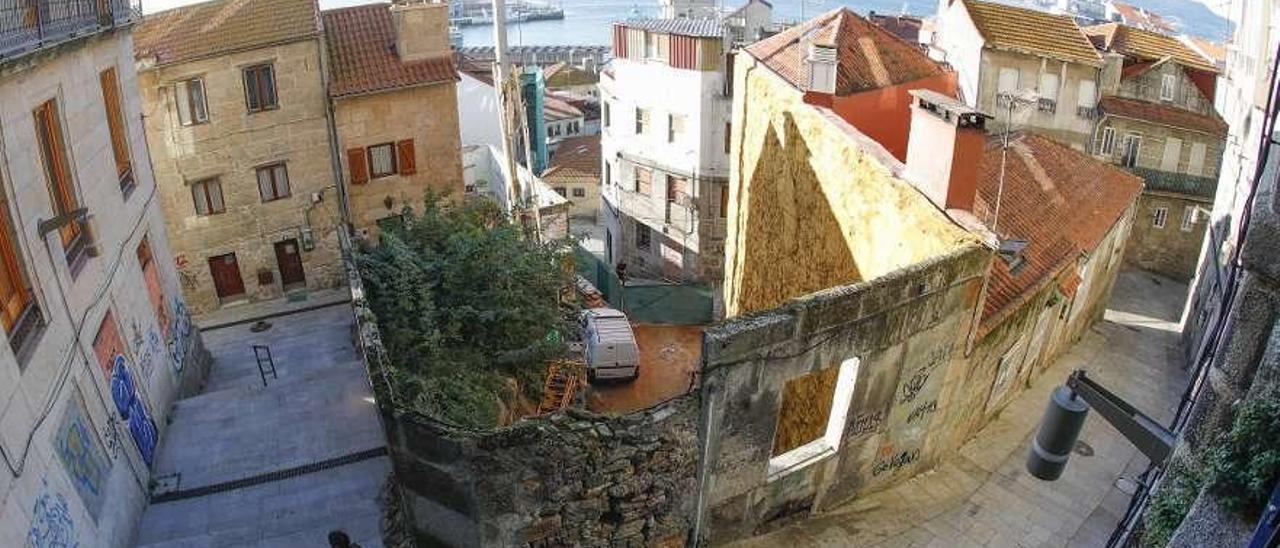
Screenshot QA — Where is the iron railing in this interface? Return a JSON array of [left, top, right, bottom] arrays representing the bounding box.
[[0, 0, 139, 62]]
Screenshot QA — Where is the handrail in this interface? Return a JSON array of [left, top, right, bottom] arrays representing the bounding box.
[[0, 0, 140, 62]]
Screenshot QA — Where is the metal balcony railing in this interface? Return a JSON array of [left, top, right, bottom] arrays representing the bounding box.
[[1037, 98, 1057, 114], [1, 0, 139, 62]]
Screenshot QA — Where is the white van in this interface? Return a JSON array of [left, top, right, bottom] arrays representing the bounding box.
[[580, 308, 640, 382]]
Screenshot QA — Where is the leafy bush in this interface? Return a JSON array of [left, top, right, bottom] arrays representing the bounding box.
[[1207, 397, 1280, 516], [358, 193, 569, 428], [1142, 460, 1205, 548]]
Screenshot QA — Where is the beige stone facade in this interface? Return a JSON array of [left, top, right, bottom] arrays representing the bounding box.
[[136, 38, 343, 314], [973, 48, 1102, 150], [333, 83, 465, 232], [0, 24, 208, 548], [1126, 192, 1211, 281]]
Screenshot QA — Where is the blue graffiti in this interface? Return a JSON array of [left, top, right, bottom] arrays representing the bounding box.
[[108, 356, 157, 466], [25, 480, 78, 548], [53, 393, 108, 520], [167, 298, 192, 373]]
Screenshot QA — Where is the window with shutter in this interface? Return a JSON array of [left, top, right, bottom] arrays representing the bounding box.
[[347, 148, 369, 185], [34, 99, 86, 261], [100, 67, 133, 190], [0, 174, 41, 356], [256, 162, 290, 201], [243, 64, 278, 113], [635, 167, 651, 195], [397, 140, 416, 175], [175, 77, 208, 126], [190, 178, 224, 215]]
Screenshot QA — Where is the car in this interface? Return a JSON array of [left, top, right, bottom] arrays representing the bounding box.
[[579, 308, 640, 382]]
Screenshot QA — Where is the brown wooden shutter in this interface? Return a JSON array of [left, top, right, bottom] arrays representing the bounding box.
[[397, 140, 416, 175], [99, 68, 131, 183], [347, 148, 368, 185]]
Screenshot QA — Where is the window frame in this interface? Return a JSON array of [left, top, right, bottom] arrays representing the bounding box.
[[1152, 205, 1169, 229], [766, 358, 861, 482], [99, 67, 134, 192], [255, 162, 291, 202], [635, 108, 650, 135], [33, 99, 87, 265], [634, 166, 652, 195], [242, 63, 279, 113], [0, 175, 42, 359], [1099, 126, 1116, 155], [668, 114, 685, 143], [572, 187, 586, 198], [175, 76, 209, 126], [635, 220, 651, 250], [366, 142, 398, 179], [190, 178, 225, 216], [1160, 73, 1177, 101], [1180, 206, 1197, 232], [1121, 133, 1142, 168]]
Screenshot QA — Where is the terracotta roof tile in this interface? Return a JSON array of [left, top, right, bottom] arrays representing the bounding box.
[[1100, 96, 1227, 136], [135, 0, 320, 66], [543, 94, 583, 121], [868, 12, 923, 43], [543, 136, 600, 186], [974, 133, 1143, 331], [1108, 1, 1177, 35], [323, 4, 457, 98], [746, 8, 948, 95], [961, 0, 1102, 66], [1083, 23, 1218, 73]]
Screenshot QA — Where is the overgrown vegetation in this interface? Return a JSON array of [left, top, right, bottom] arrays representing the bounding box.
[[1142, 396, 1280, 546], [357, 193, 570, 428]]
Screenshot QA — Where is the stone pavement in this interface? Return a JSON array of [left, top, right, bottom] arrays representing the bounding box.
[[193, 287, 350, 331], [134, 301, 389, 548], [726, 269, 1189, 548]]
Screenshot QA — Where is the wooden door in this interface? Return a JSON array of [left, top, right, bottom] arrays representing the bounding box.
[[208, 253, 245, 300], [274, 239, 306, 288]]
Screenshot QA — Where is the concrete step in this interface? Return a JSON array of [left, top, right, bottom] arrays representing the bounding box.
[[136, 457, 390, 548], [151, 364, 385, 492]]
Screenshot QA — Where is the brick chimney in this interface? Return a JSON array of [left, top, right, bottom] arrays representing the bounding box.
[[390, 0, 451, 63], [904, 89, 989, 212]]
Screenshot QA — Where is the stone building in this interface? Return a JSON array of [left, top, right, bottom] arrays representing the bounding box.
[[599, 18, 732, 286], [1083, 23, 1226, 281], [544, 93, 586, 154], [133, 0, 344, 314], [542, 135, 602, 221], [934, 0, 1105, 151], [0, 2, 208, 545], [323, 1, 464, 235]]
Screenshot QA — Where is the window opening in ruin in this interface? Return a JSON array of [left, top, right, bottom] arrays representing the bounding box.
[[767, 357, 860, 482]]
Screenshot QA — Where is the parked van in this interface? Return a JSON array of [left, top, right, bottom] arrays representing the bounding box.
[[580, 308, 640, 382]]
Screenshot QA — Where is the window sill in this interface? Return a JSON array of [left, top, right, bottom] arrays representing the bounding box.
[[261, 195, 292, 203], [767, 441, 836, 483], [64, 230, 91, 278], [10, 306, 45, 369]]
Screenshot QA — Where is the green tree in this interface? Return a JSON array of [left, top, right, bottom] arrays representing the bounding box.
[[358, 193, 569, 428]]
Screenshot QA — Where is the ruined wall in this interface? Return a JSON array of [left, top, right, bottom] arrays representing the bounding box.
[[345, 243, 698, 547], [724, 55, 975, 317], [698, 243, 991, 544]]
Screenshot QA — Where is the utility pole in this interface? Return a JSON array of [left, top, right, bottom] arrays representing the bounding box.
[[493, 0, 519, 211]]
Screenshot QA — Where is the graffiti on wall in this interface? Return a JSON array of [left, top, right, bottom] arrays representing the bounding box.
[[53, 388, 109, 521], [25, 480, 78, 548], [109, 355, 158, 466], [167, 298, 192, 373]]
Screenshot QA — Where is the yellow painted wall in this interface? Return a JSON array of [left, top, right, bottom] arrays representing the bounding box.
[[723, 55, 976, 317]]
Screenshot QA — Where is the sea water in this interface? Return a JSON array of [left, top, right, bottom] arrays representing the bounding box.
[[457, 0, 939, 47]]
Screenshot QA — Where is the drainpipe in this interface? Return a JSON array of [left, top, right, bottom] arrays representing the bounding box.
[[317, 34, 352, 235]]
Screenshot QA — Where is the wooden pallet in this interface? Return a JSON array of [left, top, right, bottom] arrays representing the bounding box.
[[537, 359, 585, 414]]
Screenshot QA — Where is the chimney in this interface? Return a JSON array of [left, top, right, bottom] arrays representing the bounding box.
[[806, 42, 837, 94], [904, 89, 989, 212], [1099, 51, 1124, 95], [390, 0, 451, 63]]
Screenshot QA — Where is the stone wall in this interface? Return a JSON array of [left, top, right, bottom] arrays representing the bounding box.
[[698, 243, 991, 544], [344, 236, 698, 547], [138, 38, 344, 314], [724, 55, 976, 317], [1125, 192, 1211, 282]]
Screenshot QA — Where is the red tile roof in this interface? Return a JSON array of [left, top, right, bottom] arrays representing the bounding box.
[[973, 133, 1143, 332], [543, 136, 600, 187], [1108, 2, 1177, 35], [1083, 23, 1217, 73], [323, 4, 457, 98], [1100, 96, 1228, 136], [543, 94, 583, 122], [745, 8, 948, 96], [135, 0, 320, 66], [868, 12, 923, 43], [961, 0, 1102, 66]]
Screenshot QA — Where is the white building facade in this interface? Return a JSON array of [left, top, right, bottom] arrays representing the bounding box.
[[599, 19, 732, 287], [0, 2, 208, 546]]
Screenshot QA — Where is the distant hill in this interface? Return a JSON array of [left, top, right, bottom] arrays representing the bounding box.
[[1121, 0, 1232, 41]]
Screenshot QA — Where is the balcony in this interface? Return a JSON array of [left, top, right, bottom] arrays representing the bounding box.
[[1077, 106, 1100, 120], [1, 0, 139, 63], [1037, 98, 1057, 114]]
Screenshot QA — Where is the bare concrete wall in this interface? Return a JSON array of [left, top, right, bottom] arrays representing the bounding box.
[[698, 243, 991, 544]]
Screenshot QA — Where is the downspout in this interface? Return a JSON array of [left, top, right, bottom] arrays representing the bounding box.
[[316, 33, 352, 233]]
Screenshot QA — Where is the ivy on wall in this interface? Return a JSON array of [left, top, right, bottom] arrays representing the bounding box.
[[357, 193, 570, 428]]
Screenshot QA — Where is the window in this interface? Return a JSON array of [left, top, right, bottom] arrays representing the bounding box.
[[635, 221, 651, 250], [256, 163, 290, 202], [645, 32, 658, 59], [1160, 74, 1176, 101], [572, 187, 586, 198], [137, 237, 169, 337], [1038, 72, 1059, 112], [1188, 142, 1207, 176], [720, 185, 729, 218], [368, 143, 397, 178], [724, 122, 732, 154], [190, 178, 224, 215], [1121, 133, 1141, 168], [174, 77, 208, 126], [1161, 137, 1183, 172], [0, 175, 41, 356], [1152, 205, 1169, 228], [767, 358, 860, 481], [1077, 79, 1097, 108], [1181, 206, 1197, 232], [635, 108, 650, 135], [34, 99, 86, 262], [996, 67, 1019, 107], [242, 63, 278, 113], [554, 186, 566, 197], [1098, 126, 1116, 155], [634, 166, 652, 195], [668, 114, 685, 143], [99, 67, 133, 190], [605, 162, 612, 186], [603, 101, 610, 128], [666, 175, 689, 206]]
